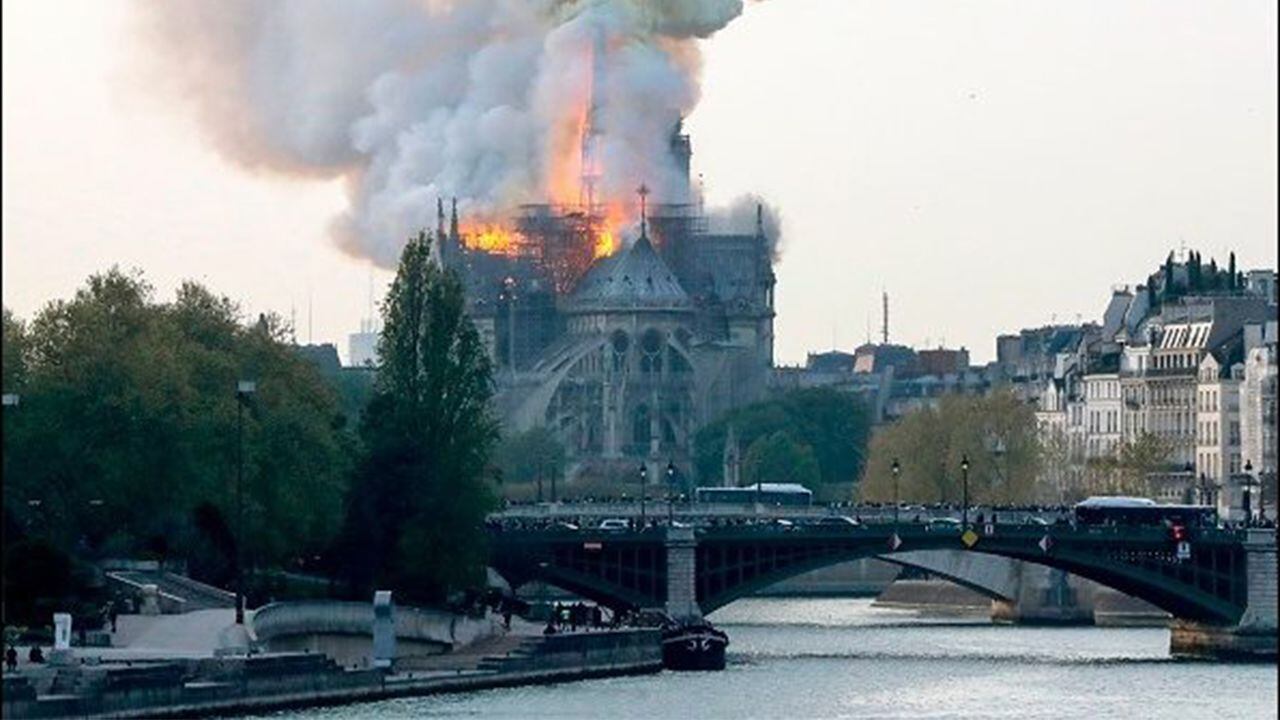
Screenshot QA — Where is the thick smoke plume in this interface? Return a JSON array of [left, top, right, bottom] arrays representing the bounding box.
[[138, 0, 773, 267]]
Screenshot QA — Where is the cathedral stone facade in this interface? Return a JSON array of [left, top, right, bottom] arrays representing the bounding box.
[[440, 200, 775, 484]]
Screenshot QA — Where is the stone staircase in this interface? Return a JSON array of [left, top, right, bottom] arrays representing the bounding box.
[[475, 636, 546, 673], [108, 570, 237, 611]]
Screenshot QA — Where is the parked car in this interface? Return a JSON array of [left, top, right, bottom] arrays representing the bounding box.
[[815, 515, 861, 528], [598, 518, 629, 532], [927, 517, 962, 531]]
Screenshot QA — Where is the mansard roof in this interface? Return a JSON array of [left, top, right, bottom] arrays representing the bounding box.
[[568, 232, 691, 313]]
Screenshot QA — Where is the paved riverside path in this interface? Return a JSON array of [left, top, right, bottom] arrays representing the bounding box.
[[111, 608, 242, 655]]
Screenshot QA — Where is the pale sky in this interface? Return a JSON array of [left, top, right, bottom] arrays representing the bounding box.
[[3, 1, 1276, 365]]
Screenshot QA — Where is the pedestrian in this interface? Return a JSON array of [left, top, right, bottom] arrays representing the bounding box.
[[109, 601, 119, 633], [502, 609, 512, 631], [5, 645, 17, 672], [28, 646, 44, 664]]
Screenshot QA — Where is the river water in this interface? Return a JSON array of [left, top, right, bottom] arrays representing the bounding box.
[[264, 598, 1277, 719]]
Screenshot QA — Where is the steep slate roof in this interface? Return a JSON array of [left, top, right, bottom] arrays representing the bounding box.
[[569, 232, 690, 312]]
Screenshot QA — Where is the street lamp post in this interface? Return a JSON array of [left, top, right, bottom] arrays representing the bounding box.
[[234, 380, 256, 626], [2, 392, 18, 628], [666, 461, 676, 525], [891, 458, 901, 528], [638, 463, 647, 528], [960, 455, 971, 530], [1243, 460, 1257, 527], [1254, 465, 1266, 525]]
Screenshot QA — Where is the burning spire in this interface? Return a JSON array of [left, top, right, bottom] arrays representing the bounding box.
[[579, 23, 606, 211]]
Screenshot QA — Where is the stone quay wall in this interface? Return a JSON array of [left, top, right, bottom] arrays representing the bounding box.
[[2, 630, 662, 719], [252, 600, 497, 667]]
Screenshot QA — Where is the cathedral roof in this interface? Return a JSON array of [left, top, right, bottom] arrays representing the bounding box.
[[569, 232, 691, 313]]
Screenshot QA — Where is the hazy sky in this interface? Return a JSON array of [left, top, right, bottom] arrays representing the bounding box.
[[3, 1, 1276, 364]]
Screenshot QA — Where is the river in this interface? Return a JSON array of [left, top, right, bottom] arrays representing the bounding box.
[[261, 598, 1277, 719]]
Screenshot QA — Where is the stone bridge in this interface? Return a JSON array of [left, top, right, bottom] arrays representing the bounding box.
[[488, 521, 1276, 659]]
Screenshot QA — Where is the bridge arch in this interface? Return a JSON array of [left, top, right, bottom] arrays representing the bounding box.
[[488, 526, 1250, 627], [694, 534, 1245, 624]]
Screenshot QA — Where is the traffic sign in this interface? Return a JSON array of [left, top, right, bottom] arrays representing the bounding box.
[[1038, 534, 1053, 554], [984, 523, 994, 536], [888, 533, 902, 551], [961, 529, 979, 548], [1176, 541, 1191, 561], [583, 542, 602, 551]]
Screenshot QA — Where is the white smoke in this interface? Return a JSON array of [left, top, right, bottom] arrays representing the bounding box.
[[137, 0, 766, 267], [707, 194, 784, 260]]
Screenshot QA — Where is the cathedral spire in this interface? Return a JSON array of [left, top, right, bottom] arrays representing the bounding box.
[[756, 202, 764, 238], [637, 183, 650, 241], [449, 197, 460, 244]]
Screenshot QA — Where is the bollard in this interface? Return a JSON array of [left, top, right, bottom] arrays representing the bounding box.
[[372, 591, 395, 669]]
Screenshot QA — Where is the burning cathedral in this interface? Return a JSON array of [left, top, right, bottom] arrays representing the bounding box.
[[432, 122, 776, 483]]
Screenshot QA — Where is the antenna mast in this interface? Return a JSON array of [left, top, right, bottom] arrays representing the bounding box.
[[882, 290, 889, 344]]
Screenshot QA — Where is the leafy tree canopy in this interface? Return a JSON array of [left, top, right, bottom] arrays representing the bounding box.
[[693, 387, 872, 486], [859, 390, 1043, 505], [493, 426, 566, 489], [742, 431, 821, 491], [337, 232, 498, 605], [2, 269, 352, 620]]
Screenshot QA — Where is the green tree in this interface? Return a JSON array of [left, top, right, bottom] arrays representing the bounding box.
[[693, 388, 871, 486], [742, 431, 821, 491], [859, 390, 1043, 504], [338, 232, 498, 604], [3, 268, 352, 619], [493, 426, 566, 494], [3, 307, 28, 392], [1110, 433, 1171, 496], [1228, 252, 1237, 289]]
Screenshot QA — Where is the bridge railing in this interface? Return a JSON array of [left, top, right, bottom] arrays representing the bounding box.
[[490, 502, 1073, 524]]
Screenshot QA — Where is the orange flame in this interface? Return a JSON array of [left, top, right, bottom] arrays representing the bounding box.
[[457, 33, 640, 265], [461, 222, 519, 254], [593, 229, 616, 259]]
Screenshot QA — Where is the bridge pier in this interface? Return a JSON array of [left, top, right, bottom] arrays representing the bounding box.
[[1170, 529, 1277, 661], [990, 566, 1093, 625], [664, 526, 701, 622]]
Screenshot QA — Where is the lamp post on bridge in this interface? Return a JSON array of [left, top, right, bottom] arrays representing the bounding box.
[[1242, 460, 1259, 527], [666, 461, 676, 525], [549, 457, 557, 504], [891, 458, 901, 529], [638, 463, 647, 528], [234, 380, 256, 626], [2, 392, 19, 628], [960, 455, 970, 530]]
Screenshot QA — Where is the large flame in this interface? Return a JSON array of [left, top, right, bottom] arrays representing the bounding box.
[[459, 32, 634, 265], [461, 222, 519, 254]]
